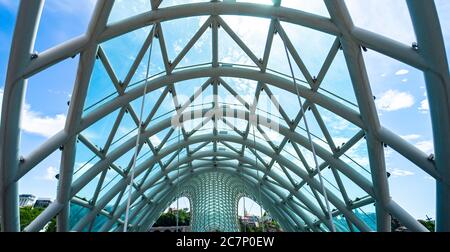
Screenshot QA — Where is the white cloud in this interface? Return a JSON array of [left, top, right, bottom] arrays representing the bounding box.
[[46, 0, 96, 14], [400, 134, 434, 154], [41, 166, 58, 181], [0, 0, 17, 11], [415, 140, 434, 154], [401, 134, 421, 142], [150, 135, 162, 146], [376, 90, 415, 112], [21, 104, 66, 138], [321, 113, 357, 132], [345, 0, 416, 45], [389, 168, 415, 178], [419, 99, 429, 114], [395, 69, 409, 76], [174, 39, 183, 55], [1, 88, 66, 138]]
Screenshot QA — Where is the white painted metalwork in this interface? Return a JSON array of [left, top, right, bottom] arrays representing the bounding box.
[[0, 0, 448, 232]]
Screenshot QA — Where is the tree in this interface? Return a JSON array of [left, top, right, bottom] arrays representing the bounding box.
[[418, 219, 435, 232], [239, 218, 281, 232], [45, 218, 57, 232], [154, 209, 191, 227], [19, 207, 56, 232]]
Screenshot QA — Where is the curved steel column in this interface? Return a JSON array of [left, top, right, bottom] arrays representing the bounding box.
[[407, 0, 450, 232], [0, 0, 44, 232]]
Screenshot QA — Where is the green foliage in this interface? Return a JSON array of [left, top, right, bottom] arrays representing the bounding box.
[[239, 219, 282, 232], [45, 218, 57, 232], [20, 207, 44, 231], [392, 216, 436, 232], [418, 219, 435, 232], [154, 209, 191, 227], [19, 207, 56, 232]]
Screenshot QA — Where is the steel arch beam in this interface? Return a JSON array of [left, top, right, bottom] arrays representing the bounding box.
[[18, 66, 439, 187], [17, 66, 363, 181], [23, 104, 427, 232], [325, 0, 391, 232], [106, 162, 317, 232], [74, 126, 427, 231], [406, 0, 450, 232], [70, 108, 372, 198], [101, 164, 317, 232], [0, 0, 44, 232], [55, 0, 115, 232], [132, 151, 372, 232], [134, 168, 305, 232], [2, 0, 447, 233], [77, 165, 304, 232], [22, 2, 426, 78], [71, 139, 369, 232], [73, 155, 326, 232], [69, 106, 427, 231]]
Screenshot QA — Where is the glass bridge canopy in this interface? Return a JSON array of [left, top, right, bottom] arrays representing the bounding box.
[[1, 0, 449, 233]]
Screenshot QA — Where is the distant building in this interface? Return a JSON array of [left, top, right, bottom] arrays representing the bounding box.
[[34, 198, 53, 208], [19, 194, 36, 208], [240, 215, 260, 227], [149, 226, 191, 232]]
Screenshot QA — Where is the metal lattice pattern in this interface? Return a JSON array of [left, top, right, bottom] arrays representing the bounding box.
[[0, 0, 449, 232], [183, 172, 245, 232]]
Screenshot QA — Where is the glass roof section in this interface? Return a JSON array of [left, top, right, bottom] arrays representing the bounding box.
[[2, 0, 449, 233]]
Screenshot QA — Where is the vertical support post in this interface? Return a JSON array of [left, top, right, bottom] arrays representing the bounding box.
[[55, 137, 76, 232], [56, 46, 98, 232], [212, 17, 219, 68], [324, 0, 391, 231], [0, 0, 44, 232], [56, 0, 115, 231], [406, 0, 450, 232]]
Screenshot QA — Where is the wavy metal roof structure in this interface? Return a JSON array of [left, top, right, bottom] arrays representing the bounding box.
[[1, 0, 449, 232]]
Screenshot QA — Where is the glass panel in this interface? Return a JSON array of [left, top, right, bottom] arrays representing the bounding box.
[[280, 22, 336, 77], [345, 0, 417, 45], [97, 167, 123, 202], [219, 22, 258, 67], [319, 51, 359, 110], [129, 37, 167, 87], [82, 109, 121, 149], [73, 141, 101, 181], [109, 0, 151, 24], [35, 0, 95, 51], [159, 0, 207, 8], [76, 172, 102, 202], [221, 15, 271, 60], [281, 1, 330, 18], [83, 58, 118, 113], [267, 31, 308, 84], [102, 26, 152, 82], [315, 105, 361, 146]]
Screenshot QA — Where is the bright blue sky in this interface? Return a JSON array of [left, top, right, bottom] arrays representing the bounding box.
[[0, 0, 449, 221]]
